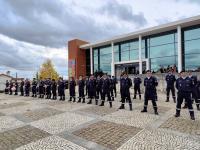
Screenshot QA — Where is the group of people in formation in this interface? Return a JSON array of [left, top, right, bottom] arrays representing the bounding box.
[[4, 69, 200, 120], [4, 77, 66, 100]]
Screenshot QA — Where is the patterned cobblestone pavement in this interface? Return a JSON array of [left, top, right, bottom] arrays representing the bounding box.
[[0, 93, 200, 150]]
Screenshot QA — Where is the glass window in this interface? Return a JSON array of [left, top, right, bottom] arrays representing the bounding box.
[[185, 54, 200, 70], [99, 47, 111, 55], [114, 45, 119, 53], [150, 56, 177, 72], [150, 33, 175, 46], [184, 39, 200, 54], [184, 28, 200, 41], [114, 52, 119, 62], [130, 41, 138, 50], [149, 43, 176, 58], [121, 51, 129, 61], [130, 50, 138, 60], [121, 43, 129, 52]]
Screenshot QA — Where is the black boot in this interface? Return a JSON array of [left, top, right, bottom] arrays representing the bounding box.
[[68, 97, 72, 102], [173, 97, 176, 103], [129, 104, 132, 111], [133, 95, 136, 99], [82, 98, 85, 103], [154, 107, 159, 115], [87, 99, 92, 104], [109, 102, 112, 108], [139, 95, 141, 100], [95, 100, 98, 105], [63, 96, 65, 101], [165, 97, 169, 102], [73, 97, 76, 102], [77, 98, 81, 103], [190, 111, 195, 120], [197, 104, 200, 111], [118, 104, 125, 109], [141, 107, 147, 113], [99, 101, 104, 106], [174, 109, 180, 117]]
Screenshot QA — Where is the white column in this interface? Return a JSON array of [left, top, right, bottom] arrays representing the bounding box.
[[146, 58, 150, 70], [139, 35, 142, 74], [90, 47, 93, 75], [177, 26, 182, 73], [111, 42, 115, 76]]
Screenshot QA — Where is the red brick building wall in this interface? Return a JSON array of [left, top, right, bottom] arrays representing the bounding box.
[[68, 39, 89, 79]]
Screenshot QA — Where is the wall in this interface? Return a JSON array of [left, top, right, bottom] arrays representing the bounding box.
[[68, 39, 89, 79]]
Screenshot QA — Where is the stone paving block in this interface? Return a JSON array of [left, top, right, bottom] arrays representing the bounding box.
[[31, 112, 94, 134], [0, 125, 50, 150], [73, 120, 142, 150], [0, 116, 24, 131], [160, 117, 200, 135], [78, 105, 117, 116], [135, 105, 171, 114], [103, 110, 159, 128], [0, 101, 28, 109], [0, 104, 45, 115], [19, 107, 64, 121], [118, 129, 200, 150], [0, 112, 5, 116], [16, 135, 87, 150]]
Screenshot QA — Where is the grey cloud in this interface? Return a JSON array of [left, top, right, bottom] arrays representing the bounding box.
[[99, 0, 147, 26], [0, 0, 148, 48]]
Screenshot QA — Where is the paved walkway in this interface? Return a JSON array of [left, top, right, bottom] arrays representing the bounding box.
[[0, 93, 199, 150]]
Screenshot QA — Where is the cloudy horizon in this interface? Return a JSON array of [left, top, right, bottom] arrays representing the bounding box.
[[0, 0, 200, 79]]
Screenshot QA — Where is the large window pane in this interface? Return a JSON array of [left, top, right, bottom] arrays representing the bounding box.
[[130, 41, 138, 50], [184, 39, 200, 54], [99, 47, 111, 55], [185, 54, 200, 70], [114, 52, 119, 62], [121, 43, 129, 52], [150, 56, 177, 72], [149, 43, 175, 58], [150, 34, 175, 46], [184, 28, 200, 41], [130, 50, 138, 60], [121, 51, 129, 61]]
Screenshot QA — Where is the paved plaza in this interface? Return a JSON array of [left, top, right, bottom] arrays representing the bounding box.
[[0, 93, 200, 150]]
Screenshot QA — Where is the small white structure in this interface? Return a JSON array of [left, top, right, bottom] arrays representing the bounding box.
[[0, 74, 13, 92]]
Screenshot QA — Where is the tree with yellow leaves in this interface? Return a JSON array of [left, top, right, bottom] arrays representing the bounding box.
[[39, 59, 59, 80]]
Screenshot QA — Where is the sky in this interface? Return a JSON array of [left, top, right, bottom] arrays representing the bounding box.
[[0, 0, 200, 79]]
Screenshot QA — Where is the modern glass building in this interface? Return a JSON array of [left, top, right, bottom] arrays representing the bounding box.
[[68, 15, 200, 79]]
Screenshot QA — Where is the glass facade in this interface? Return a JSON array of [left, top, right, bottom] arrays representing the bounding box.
[[146, 32, 178, 72], [183, 26, 200, 71], [91, 24, 200, 75], [93, 46, 112, 74]]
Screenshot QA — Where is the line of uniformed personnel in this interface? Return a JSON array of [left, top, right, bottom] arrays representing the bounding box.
[[4, 70, 200, 120]]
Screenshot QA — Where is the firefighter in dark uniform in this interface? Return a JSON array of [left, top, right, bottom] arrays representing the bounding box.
[[5, 80, 9, 94], [31, 78, 37, 98], [99, 74, 112, 108], [38, 80, 45, 98], [96, 75, 102, 102], [58, 77, 65, 101], [25, 79, 31, 96], [51, 79, 57, 100], [87, 75, 97, 104], [175, 70, 195, 120], [118, 72, 132, 110], [20, 80, 24, 96], [197, 80, 200, 106], [69, 77, 76, 102], [9, 81, 13, 95], [77, 76, 85, 103], [188, 71, 200, 111], [14, 80, 18, 95], [133, 74, 142, 100], [112, 76, 117, 97], [165, 70, 176, 103], [109, 75, 115, 101], [141, 70, 158, 115], [85, 77, 89, 98], [45, 78, 52, 99]]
